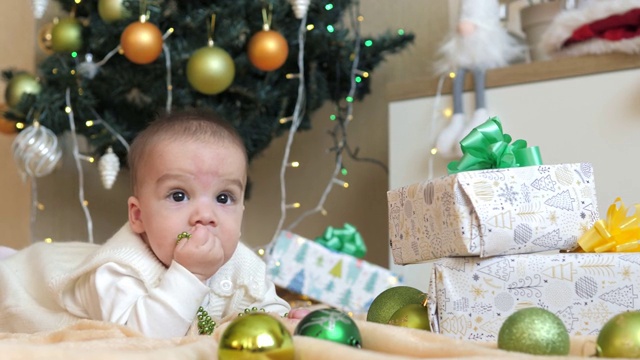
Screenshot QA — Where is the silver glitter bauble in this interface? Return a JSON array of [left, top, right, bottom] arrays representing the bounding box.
[[12, 122, 62, 178]]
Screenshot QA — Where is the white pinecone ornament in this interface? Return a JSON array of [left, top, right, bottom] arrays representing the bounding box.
[[289, 0, 310, 19], [31, 0, 49, 19], [99, 147, 120, 190]]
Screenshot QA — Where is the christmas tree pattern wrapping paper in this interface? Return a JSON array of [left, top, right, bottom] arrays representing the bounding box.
[[428, 252, 640, 341], [265, 231, 402, 314], [388, 163, 599, 265]]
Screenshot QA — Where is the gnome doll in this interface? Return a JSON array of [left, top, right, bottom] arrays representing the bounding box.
[[434, 0, 524, 158]]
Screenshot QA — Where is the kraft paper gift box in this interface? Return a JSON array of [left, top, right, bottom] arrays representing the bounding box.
[[428, 252, 640, 341], [388, 163, 599, 264], [265, 231, 402, 314]]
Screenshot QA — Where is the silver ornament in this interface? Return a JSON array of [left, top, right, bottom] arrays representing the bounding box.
[[289, 0, 310, 19], [78, 53, 100, 79], [12, 122, 62, 178], [98, 146, 120, 189], [31, 0, 49, 19]]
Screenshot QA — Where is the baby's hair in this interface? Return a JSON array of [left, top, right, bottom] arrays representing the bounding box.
[[127, 108, 247, 193]]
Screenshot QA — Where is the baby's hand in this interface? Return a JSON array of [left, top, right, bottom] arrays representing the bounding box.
[[173, 225, 224, 282], [287, 308, 311, 320], [457, 20, 476, 36]]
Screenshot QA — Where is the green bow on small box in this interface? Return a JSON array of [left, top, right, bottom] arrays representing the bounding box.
[[447, 117, 543, 174], [315, 223, 367, 258]]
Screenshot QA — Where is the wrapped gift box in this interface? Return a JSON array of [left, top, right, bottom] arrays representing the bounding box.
[[265, 231, 402, 314], [428, 252, 640, 341], [388, 163, 599, 264]]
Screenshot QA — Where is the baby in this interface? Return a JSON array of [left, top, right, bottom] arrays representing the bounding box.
[[0, 109, 305, 337]]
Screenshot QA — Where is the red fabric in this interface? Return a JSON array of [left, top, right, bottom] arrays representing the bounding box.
[[563, 8, 640, 48]]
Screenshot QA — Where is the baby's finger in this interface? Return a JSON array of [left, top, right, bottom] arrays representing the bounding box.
[[175, 231, 191, 249]]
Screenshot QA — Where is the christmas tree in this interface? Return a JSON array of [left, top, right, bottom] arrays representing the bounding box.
[[3, 0, 414, 166]]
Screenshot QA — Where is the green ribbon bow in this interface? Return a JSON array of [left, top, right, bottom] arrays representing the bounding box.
[[447, 117, 543, 174], [315, 223, 367, 258]]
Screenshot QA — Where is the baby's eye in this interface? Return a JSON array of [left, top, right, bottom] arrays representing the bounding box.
[[216, 193, 231, 204], [170, 191, 187, 202]]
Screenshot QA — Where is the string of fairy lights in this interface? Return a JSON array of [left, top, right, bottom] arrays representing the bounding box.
[[9, 0, 405, 245]]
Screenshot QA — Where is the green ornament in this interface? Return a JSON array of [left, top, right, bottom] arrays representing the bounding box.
[[98, 0, 129, 23], [186, 45, 235, 95], [388, 303, 431, 331], [4, 73, 41, 109], [294, 308, 362, 348], [51, 18, 83, 53], [366, 286, 425, 324], [498, 307, 570, 356], [218, 313, 294, 360], [597, 311, 640, 358]]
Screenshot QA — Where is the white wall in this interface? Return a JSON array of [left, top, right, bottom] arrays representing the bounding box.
[[389, 67, 640, 291]]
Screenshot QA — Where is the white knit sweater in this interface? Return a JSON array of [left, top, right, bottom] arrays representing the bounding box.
[[0, 224, 289, 335]]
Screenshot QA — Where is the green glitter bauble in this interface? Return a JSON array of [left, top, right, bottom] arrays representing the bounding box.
[[597, 311, 640, 358], [498, 307, 570, 356], [294, 308, 362, 348], [366, 286, 425, 324]]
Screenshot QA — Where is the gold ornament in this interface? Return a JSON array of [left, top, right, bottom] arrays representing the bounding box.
[[597, 311, 640, 358], [98, 0, 129, 23], [0, 104, 17, 135], [366, 286, 425, 324], [120, 20, 163, 64], [498, 307, 570, 356], [12, 121, 62, 178], [4, 73, 41, 109], [248, 29, 289, 72], [218, 313, 294, 360], [98, 146, 120, 189], [186, 46, 235, 95], [37, 22, 55, 54], [387, 302, 431, 331], [51, 17, 83, 53]]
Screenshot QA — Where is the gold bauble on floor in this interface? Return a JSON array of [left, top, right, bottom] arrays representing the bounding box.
[[218, 313, 294, 360]]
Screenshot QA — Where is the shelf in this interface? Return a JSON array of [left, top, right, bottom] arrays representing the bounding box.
[[386, 53, 640, 102]]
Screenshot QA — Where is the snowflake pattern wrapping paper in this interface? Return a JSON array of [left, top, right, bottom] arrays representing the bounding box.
[[428, 252, 640, 341], [387, 163, 599, 265], [265, 231, 402, 314]]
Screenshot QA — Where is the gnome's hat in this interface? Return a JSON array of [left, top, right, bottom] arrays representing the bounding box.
[[540, 0, 640, 58]]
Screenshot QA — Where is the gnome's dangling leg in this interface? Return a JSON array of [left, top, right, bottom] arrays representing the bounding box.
[[458, 67, 489, 143], [435, 67, 467, 158]]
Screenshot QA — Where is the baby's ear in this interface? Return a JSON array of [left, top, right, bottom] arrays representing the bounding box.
[[127, 196, 144, 234]]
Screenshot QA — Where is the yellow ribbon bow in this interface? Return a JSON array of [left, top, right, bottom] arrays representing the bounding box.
[[578, 197, 640, 252]]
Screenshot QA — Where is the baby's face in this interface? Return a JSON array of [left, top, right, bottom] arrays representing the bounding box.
[[127, 137, 247, 267]]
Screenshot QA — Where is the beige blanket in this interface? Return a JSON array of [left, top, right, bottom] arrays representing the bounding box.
[[0, 316, 611, 360]]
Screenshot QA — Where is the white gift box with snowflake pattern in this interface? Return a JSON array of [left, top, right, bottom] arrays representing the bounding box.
[[387, 163, 599, 265], [264, 231, 403, 314], [428, 252, 640, 341]]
